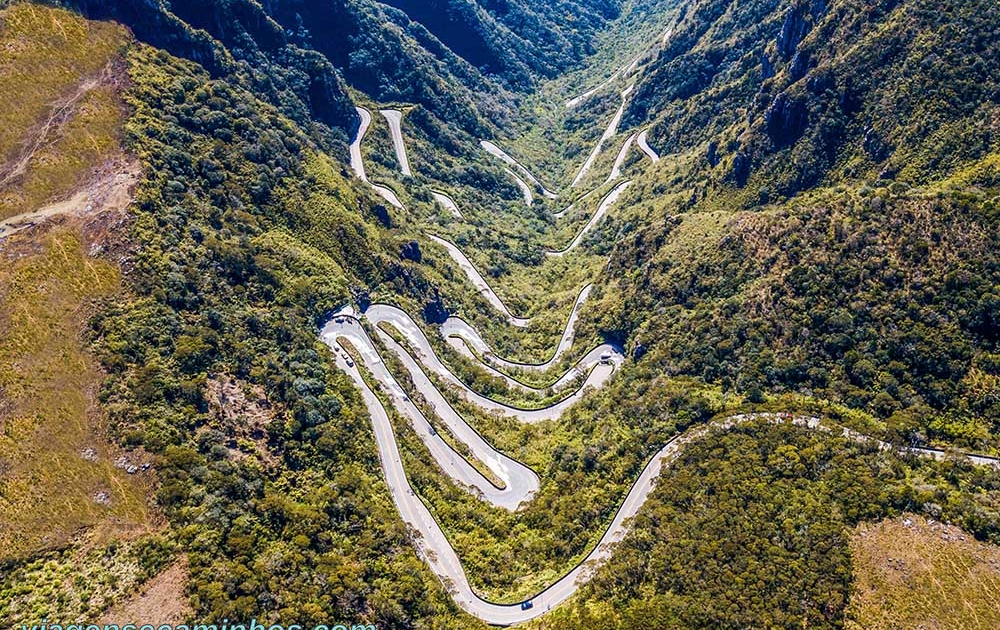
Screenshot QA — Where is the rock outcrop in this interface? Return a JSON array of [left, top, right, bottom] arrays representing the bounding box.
[[766, 93, 809, 146], [777, 4, 810, 60], [401, 240, 422, 262], [422, 288, 450, 324]]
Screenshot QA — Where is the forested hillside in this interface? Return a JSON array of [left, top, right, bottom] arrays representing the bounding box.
[[60, 0, 627, 139], [595, 0, 1000, 452], [624, 0, 1000, 194], [1, 3, 480, 624], [2, 0, 999, 627]]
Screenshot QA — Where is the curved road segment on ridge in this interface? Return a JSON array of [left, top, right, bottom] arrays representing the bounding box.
[[380, 109, 413, 177], [427, 234, 531, 328], [571, 85, 635, 188], [431, 190, 463, 219], [564, 26, 673, 110], [482, 140, 559, 200], [636, 129, 660, 163], [506, 168, 535, 206], [547, 180, 632, 257], [349, 106, 406, 209], [606, 132, 637, 185], [565, 52, 642, 109], [442, 284, 594, 374]]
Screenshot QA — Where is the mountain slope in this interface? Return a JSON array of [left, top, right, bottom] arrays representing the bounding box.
[[626, 0, 1000, 195], [593, 0, 1000, 450], [61, 0, 628, 140], [2, 0, 1000, 626]]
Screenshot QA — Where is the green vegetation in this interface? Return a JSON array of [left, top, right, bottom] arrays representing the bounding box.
[[76, 38, 485, 625], [598, 188, 1000, 451], [584, 0, 1000, 454], [377, 0, 623, 88], [3, 0, 1000, 625], [0, 226, 154, 559], [2, 534, 176, 623], [531, 421, 1000, 630]]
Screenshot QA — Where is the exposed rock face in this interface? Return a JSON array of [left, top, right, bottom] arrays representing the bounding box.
[[400, 240, 422, 262], [422, 288, 450, 324], [789, 49, 811, 82], [863, 126, 892, 162], [777, 4, 810, 60], [761, 53, 775, 80], [807, 71, 834, 94], [766, 92, 809, 146], [706, 140, 720, 167], [731, 151, 751, 187], [371, 204, 392, 228], [352, 286, 372, 312]]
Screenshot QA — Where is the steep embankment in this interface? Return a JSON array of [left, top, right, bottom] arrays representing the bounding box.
[[0, 0, 152, 559], [0, 5, 165, 621]]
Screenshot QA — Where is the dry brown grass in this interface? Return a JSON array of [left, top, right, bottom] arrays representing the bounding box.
[[0, 2, 128, 220], [98, 559, 193, 625], [846, 514, 1000, 630], [0, 225, 155, 559]]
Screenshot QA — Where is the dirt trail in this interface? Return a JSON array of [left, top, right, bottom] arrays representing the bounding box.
[[0, 157, 140, 240], [0, 63, 114, 190]]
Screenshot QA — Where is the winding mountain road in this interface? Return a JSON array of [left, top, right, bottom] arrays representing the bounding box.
[[318, 319, 1000, 627], [319, 44, 1000, 625], [366, 304, 622, 423], [427, 234, 531, 327], [547, 181, 632, 257], [323, 314, 539, 510], [564, 26, 672, 110], [380, 109, 413, 177], [482, 140, 559, 200], [636, 129, 660, 163], [350, 106, 405, 209], [606, 132, 637, 184], [571, 85, 635, 188], [565, 52, 642, 109], [431, 190, 463, 219]]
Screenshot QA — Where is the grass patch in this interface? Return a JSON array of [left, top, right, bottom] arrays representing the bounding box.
[[846, 514, 1000, 630], [0, 2, 127, 220], [0, 227, 154, 559], [0, 532, 177, 623]]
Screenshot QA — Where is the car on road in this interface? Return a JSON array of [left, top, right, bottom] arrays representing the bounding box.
[[520, 600, 533, 611], [599, 351, 613, 365]]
